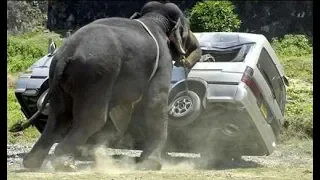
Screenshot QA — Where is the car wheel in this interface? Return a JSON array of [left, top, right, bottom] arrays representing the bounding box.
[[168, 90, 202, 127], [199, 146, 241, 169], [197, 124, 242, 169]]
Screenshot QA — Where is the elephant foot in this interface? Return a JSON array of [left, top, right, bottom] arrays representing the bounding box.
[[52, 155, 77, 172], [22, 154, 43, 169], [135, 158, 162, 171]]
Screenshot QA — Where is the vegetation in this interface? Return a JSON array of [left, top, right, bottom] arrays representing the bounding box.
[[7, 88, 40, 144], [7, 29, 63, 143], [271, 34, 313, 58], [188, 0, 241, 32], [7, 29, 63, 74], [271, 34, 313, 139]]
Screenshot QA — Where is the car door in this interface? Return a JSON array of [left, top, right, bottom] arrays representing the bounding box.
[[256, 48, 287, 136], [257, 48, 286, 115]]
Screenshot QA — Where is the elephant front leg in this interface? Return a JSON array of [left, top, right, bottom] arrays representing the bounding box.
[[136, 74, 170, 170]]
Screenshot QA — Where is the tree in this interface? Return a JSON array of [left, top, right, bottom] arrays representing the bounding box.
[[188, 0, 241, 32]]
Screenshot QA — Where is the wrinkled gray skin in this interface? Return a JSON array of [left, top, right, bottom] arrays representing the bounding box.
[[22, 1, 199, 171]]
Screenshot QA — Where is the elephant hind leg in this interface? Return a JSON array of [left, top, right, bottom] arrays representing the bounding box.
[[23, 94, 73, 169], [52, 77, 116, 171]]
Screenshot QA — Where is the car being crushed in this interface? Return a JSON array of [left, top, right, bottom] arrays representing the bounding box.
[[12, 32, 288, 167]]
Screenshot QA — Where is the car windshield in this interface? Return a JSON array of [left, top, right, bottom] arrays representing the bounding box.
[[200, 43, 255, 62]]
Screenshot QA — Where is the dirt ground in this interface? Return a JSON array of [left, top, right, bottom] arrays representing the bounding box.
[[7, 139, 313, 180]]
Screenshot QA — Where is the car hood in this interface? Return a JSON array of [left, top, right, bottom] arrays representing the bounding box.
[[194, 32, 255, 50], [27, 54, 54, 71]]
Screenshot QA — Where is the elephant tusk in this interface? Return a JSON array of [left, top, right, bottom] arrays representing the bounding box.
[[179, 44, 186, 55]]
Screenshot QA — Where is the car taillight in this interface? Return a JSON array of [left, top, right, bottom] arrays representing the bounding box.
[[241, 66, 262, 103]]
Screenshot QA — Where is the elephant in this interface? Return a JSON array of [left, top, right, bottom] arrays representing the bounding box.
[[21, 1, 201, 171]]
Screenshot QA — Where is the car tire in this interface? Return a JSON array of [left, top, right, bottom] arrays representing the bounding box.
[[168, 90, 202, 127], [199, 148, 241, 169], [196, 119, 243, 169]]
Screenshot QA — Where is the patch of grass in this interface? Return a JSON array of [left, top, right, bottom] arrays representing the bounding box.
[[282, 79, 313, 139], [7, 88, 40, 143], [279, 55, 313, 83], [277, 54, 313, 139], [7, 74, 17, 88], [7, 88, 40, 144], [7, 30, 63, 143], [272, 34, 313, 139], [278, 136, 313, 156], [7, 30, 63, 74], [278, 54, 313, 139]]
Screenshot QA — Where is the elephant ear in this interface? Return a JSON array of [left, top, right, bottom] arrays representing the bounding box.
[[169, 17, 186, 55]]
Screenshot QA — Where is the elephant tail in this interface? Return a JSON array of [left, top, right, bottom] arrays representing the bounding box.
[[9, 91, 52, 133], [9, 56, 72, 133]]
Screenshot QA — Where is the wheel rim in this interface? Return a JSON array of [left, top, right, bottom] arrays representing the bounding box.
[[169, 95, 193, 118]]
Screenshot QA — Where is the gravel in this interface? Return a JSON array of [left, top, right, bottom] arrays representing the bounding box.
[[7, 142, 312, 170], [7, 143, 32, 168]]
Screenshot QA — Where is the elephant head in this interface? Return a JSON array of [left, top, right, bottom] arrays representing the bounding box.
[[163, 2, 190, 55], [170, 30, 202, 68], [139, 2, 201, 68]]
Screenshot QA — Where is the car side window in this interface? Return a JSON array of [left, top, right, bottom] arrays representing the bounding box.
[[257, 48, 286, 114]]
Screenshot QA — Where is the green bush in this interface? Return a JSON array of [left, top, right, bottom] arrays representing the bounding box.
[[272, 34, 313, 58], [188, 0, 241, 32]]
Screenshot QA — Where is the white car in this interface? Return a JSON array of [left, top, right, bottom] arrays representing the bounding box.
[[166, 32, 289, 166]]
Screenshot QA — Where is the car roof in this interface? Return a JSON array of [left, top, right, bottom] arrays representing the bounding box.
[[193, 32, 287, 78], [193, 32, 266, 49]]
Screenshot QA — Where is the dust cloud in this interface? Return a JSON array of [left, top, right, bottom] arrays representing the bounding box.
[[80, 145, 198, 174]]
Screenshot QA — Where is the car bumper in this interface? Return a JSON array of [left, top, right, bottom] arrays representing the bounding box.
[[14, 73, 48, 118]]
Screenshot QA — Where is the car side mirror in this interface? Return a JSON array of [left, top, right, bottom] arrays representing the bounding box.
[[48, 38, 56, 55], [283, 75, 289, 87]]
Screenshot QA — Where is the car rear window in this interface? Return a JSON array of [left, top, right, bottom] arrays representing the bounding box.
[[200, 43, 254, 62], [257, 48, 286, 113]]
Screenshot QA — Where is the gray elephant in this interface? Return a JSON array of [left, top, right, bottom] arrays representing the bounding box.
[[22, 1, 201, 171]]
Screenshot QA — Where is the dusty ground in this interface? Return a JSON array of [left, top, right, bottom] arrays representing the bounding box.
[[7, 139, 313, 180]]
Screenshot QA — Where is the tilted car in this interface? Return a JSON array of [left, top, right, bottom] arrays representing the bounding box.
[[13, 32, 288, 165]]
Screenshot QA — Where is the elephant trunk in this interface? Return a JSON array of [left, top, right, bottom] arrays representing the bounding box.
[[183, 31, 201, 68]]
